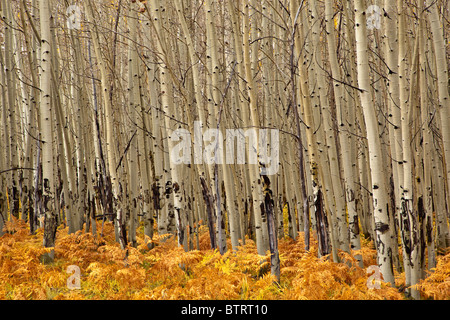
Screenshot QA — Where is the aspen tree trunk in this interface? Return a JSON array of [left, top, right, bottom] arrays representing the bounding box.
[[227, 0, 252, 245], [141, 12, 165, 243], [292, 2, 331, 258], [84, 0, 125, 248], [341, 0, 373, 242], [432, 143, 450, 250], [220, 30, 241, 253], [301, 2, 341, 260], [53, 80, 74, 233], [87, 37, 117, 243], [398, 0, 420, 296], [418, 0, 436, 270], [19, 0, 39, 228], [382, 0, 403, 272], [305, 4, 339, 258], [145, 0, 170, 239], [263, 175, 280, 282], [354, 0, 395, 285], [51, 20, 79, 234], [173, 1, 213, 250], [68, 18, 94, 234], [374, 0, 403, 270], [40, 0, 57, 261], [147, 0, 185, 249], [427, 0, 450, 226], [0, 43, 6, 236], [0, 47, 12, 226], [259, 4, 284, 241], [286, 2, 310, 250], [241, 0, 269, 255], [2, 0, 20, 219], [204, 0, 227, 254], [15, 10, 33, 223], [325, 0, 361, 264], [209, 36, 241, 254], [0, 180, 4, 237], [310, 0, 349, 254], [127, 3, 140, 248], [138, 83, 154, 247], [410, 49, 425, 289]]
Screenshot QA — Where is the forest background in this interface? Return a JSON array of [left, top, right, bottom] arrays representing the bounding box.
[[0, 0, 449, 300]]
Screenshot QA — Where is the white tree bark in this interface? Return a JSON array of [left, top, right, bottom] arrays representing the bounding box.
[[354, 0, 395, 285], [39, 0, 57, 260]]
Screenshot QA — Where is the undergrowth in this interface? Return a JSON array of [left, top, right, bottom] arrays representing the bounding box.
[[0, 218, 448, 300]]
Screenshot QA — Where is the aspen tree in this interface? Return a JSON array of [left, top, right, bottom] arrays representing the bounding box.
[[241, 0, 269, 255], [147, 0, 186, 249], [141, 10, 165, 243], [277, 1, 309, 247], [309, 0, 349, 254], [204, 0, 227, 254], [84, 0, 125, 248], [299, 2, 340, 259], [380, 0, 403, 271], [50, 17, 80, 234], [19, 0, 40, 227], [339, 0, 372, 243], [67, 15, 95, 234], [0, 40, 7, 237], [128, 2, 140, 247], [226, 0, 252, 245], [145, 0, 170, 239], [409, 37, 424, 293], [418, 0, 436, 270], [14, 2, 32, 222], [259, 2, 285, 240], [398, 0, 421, 296], [427, 0, 450, 224], [0, 28, 11, 227], [39, 0, 57, 261], [136, 62, 154, 248], [432, 139, 450, 250], [2, 0, 20, 218], [87, 34, 118, 244], [325, 0, 361, 264], [291, 0, 331, 258], [354, 0, 395, 285], [53, 78, 74, 233]]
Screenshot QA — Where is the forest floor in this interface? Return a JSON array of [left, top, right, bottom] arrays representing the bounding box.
[[0, 218, 449, 300]]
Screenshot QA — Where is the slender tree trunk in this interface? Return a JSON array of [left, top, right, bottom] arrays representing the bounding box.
[[39, 0, 57, 262], [325, 0, 361, 264], [398, 1, 423, 297], [241, 0, 269, 256], [354, 0, 395, 285], [84, 0, 125, 248], [418, 0, 436, 271], [427, 0, 450, 226], [147, 0, 186, 249], [382, 0, 403, 272], [293, 5, 331, 258], [3, 0, 20, 219], [263, 176, 280, 282], [127, 3, 140, 248]]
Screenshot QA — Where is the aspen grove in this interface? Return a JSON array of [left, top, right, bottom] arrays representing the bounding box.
[[0, 0, 449, 300]]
